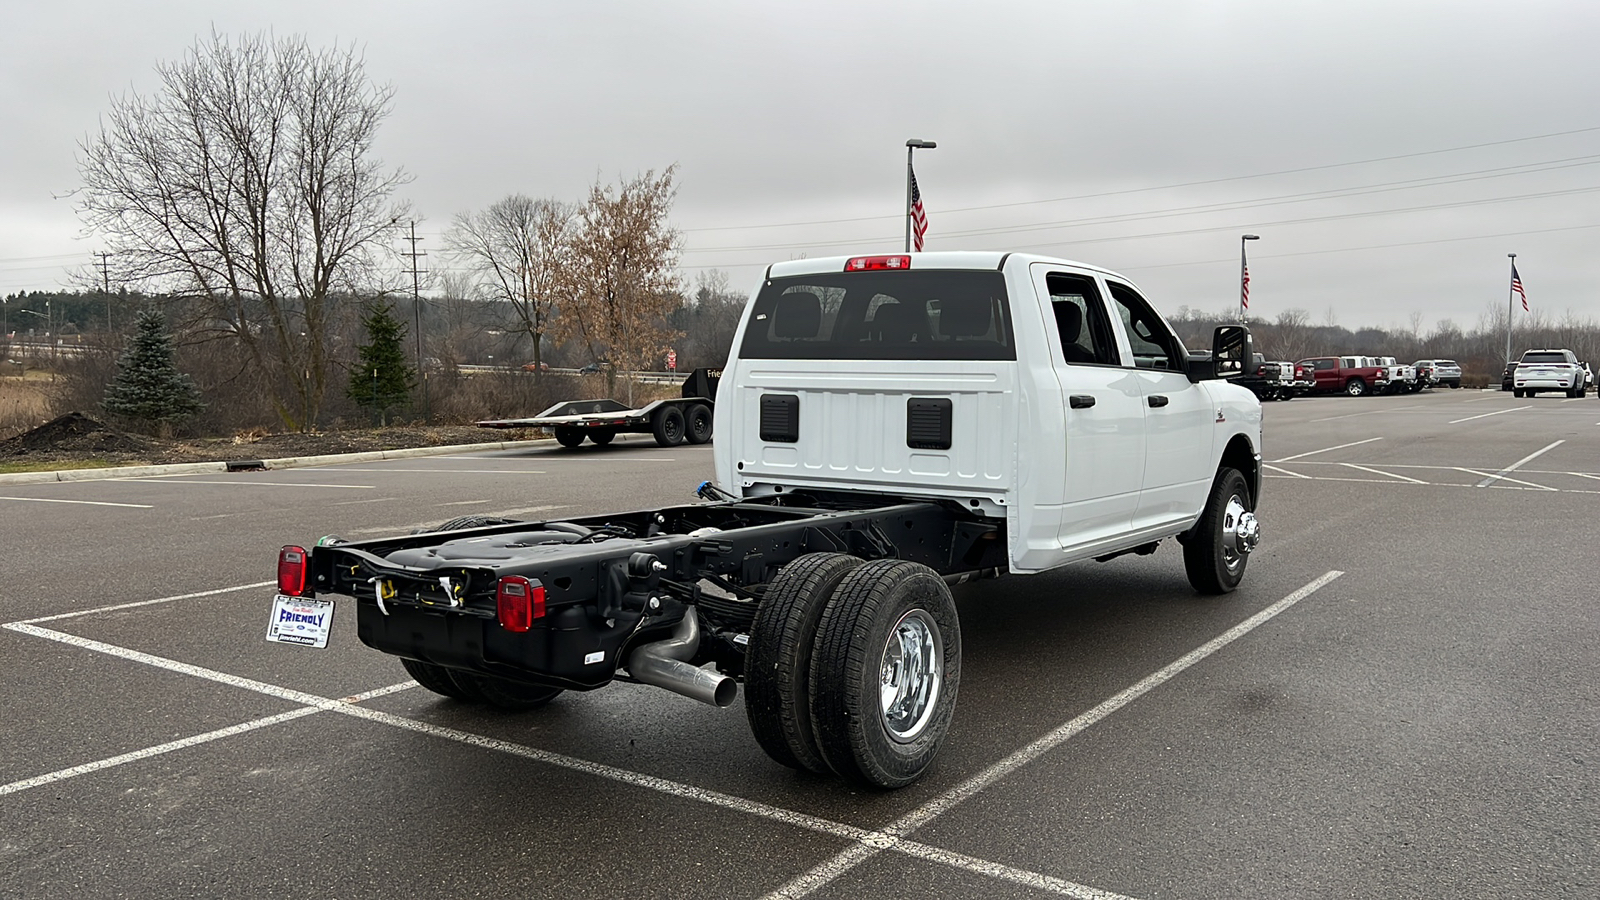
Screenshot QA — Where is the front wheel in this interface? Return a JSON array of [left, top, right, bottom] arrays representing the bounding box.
[[652, 406, 686, 447], [809, 560, 961, 789], [589, 428, 616, 446], [1183, 467, 1258, 595], [554, 427, 585, 448], [1345, 378, 1367, 396]]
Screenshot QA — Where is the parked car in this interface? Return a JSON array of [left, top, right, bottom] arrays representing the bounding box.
[[1513, 349, 1585, 398], [577, 360, 611, 375], [1239, 353, 1301, 401], [521, 361, 551, 372], [1502, 361, 1518, 391], [1413, 358, 1462, 389], [1375, 356, 1419, 394], [1297, 355, 1390, 396]]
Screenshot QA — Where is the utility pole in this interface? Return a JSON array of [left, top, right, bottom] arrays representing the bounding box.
[[96, 251, 112, 333], [401, 221, 428, 421]]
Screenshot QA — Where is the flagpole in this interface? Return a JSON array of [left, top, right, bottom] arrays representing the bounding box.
[[904, 139, 936, 252], [1239, 234, 1259, 323], [1506, 253, 1516, 366]]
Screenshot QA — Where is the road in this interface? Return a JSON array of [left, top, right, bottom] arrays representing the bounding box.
[[2, 391, 1596, 899]]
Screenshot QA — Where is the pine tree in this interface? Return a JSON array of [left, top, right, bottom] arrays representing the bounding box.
[[348, 302, 417, 425], [102, 309, 205, 434]]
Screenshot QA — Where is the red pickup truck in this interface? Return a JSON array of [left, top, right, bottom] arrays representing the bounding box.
[[1297, 355, 1390, 396]]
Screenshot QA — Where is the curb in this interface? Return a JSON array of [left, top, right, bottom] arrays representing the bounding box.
[[0, 437, 553, 486]]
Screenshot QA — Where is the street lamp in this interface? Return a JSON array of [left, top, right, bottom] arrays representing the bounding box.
[[1239, 234, 1260, 323], [905, 139, 937, 252]]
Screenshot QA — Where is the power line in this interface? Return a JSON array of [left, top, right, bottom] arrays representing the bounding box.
[[679, 123, 1600, 232]]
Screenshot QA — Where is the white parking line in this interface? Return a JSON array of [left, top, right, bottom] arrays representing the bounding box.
[[1453, 468, 1556, 491], [345, 505, 568, 535], [764, 571, 1346, 900], [14, 581, 276, 625], [2, 621, 1137, 898], [1475, 440, 1565, 488], [0, 496, 154, 508], [1449, 406, 1530, 424], [315, 468, 546, 474], [112, 479, 376, 489], [1273, 437, 1382, 463], [1263, 464, 1311, 479], [1310, 406, 1420, 423], [1338, 463, 1428, 484]]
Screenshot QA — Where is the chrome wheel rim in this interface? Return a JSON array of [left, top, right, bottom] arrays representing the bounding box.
[[1220, 495, 1255, 571], [879, 609, 943, 743]]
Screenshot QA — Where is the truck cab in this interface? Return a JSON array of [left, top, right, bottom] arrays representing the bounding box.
[[713, 252, 1262, 574]]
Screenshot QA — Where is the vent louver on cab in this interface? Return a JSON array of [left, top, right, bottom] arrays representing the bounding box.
[[906, 398, 953, 450], [760, 394, 800, 443]]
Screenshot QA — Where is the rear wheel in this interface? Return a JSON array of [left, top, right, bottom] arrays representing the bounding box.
[[1183, 467, 1257, 595], [401, 658, 477, 701], [1345, 378, 1367, 396], [810, 560, 961, 789], [554, 427, 585, 448], [456, 673, 563, 711], [745, 553, 863, 774], [589, 428, 616, 446], [685, 403, 713, 444], [652, 406, 686, 447]]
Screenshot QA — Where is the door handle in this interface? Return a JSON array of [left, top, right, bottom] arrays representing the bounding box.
[[1069, 395, 1096, 409], [1147, 394, 1169, 408]]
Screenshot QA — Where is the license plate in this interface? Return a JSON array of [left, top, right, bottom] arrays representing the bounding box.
[[266, 595, 336, 649]]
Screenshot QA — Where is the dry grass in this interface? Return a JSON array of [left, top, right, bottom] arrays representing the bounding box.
[[0, 372, 55, 440]]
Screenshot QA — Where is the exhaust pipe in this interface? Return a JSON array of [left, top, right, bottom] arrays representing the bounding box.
[[626, 611, 737, 708]]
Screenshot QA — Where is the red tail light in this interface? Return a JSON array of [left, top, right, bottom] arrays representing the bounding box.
[[844, 255, 911, 272], [278, 546, 308, 596], [496, 576, 546, 633]]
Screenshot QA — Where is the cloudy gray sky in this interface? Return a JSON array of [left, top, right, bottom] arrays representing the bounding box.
[[3, 0, 1598, 332]]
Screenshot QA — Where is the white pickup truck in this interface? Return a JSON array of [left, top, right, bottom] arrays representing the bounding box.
[[273, 250, 1264, 789]]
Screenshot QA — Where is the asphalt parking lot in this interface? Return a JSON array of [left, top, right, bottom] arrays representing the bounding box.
[[3, 389, 1597, 899]]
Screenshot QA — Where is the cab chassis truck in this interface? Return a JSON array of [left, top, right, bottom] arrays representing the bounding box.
[[272, 251, 1263, 789]]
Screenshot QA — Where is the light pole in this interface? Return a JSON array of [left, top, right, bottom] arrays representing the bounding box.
[[905, 139, 937, 252], [1239, 234, 1260, 323], [1505, 252, 1517, 367]]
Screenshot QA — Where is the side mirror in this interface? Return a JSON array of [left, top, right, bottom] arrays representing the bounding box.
[[1211, 325, 1253, 379]]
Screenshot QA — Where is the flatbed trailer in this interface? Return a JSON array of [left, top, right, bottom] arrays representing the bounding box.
[[477, 368, 719, 448]]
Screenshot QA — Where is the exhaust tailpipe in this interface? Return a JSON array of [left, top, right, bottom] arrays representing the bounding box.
[[626, 611, 737, 708]]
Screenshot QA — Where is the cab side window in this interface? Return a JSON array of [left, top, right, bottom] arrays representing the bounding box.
[[1044, 273, 1118, 365], [1106, 282, 1182, 371]]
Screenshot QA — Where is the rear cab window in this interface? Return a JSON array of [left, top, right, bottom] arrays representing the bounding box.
[[738, 270, 1015, 360]]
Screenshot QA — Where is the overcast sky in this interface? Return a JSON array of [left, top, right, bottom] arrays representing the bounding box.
[[3, 0, 1598, 332]]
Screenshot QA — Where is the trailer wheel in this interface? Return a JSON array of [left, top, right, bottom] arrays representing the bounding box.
[[401, 658, 477, 701], [1183, 467, 1257, 595], [652, 406, 686, 446], [685, 403, 713, 444], [589, 428, 616, 446], [809, 560, 961, 789], [456, 673, 564, 711], [554, 427, 585, 448], [745, 552, 863, 774]]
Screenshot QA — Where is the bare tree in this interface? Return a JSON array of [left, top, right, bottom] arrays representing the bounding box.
[[445, 195, 575, 372], [77, 31, 409, 430], [566, 167, 683, 383]]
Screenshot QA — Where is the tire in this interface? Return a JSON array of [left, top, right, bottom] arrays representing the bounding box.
[[1514, 389, 1525, 398], [1449, 381, 1461, 389], [554, 427, 585, 448], [745, 553, 864, 774], [685, 403, 713, 444], [589, 428, 616, 446], [1344, 378, 1367, 396], [652, 406, 686, 447], [410, 514, 518, 535], [456, 673, 563, 711], [401, 658, 477, 701], [809, 560, 961, 789], [1183, 467, 1257, 595]]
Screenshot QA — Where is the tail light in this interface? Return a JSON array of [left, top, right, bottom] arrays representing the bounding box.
[[497, 576, 546, 632], [278, 545, 309, 596], [844, 255, 911, 271]]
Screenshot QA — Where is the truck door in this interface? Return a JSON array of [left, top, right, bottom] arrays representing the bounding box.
[[1028, 265, 1145, 553], [1104, 280, 1215, 531]]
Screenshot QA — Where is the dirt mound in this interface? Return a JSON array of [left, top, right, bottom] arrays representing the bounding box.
[[0, 412, 164, 458]]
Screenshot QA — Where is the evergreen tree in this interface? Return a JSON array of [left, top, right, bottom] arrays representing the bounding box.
[[348, 302, 417, 425], [102, 309, 204, 433]]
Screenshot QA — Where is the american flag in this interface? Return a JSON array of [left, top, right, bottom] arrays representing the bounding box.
[[1241, 263, 1251, 310], [910, 168, 928, 252], [1511, 263, 1528, 311]]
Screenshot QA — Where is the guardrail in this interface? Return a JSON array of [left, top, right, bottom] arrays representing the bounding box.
[[452, 365, 682, 384]]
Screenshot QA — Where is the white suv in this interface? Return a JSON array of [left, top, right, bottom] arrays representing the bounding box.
[[1514, 349, 1585, 398], [1413, 358, 1462, 389]]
